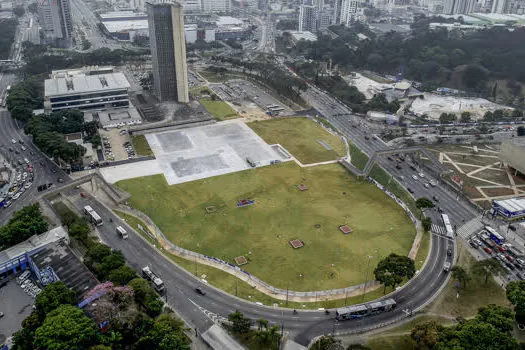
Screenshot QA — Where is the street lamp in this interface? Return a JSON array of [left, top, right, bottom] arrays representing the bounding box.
[[362, 255, 373, 302]]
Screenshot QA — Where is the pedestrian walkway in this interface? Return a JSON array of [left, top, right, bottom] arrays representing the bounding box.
[[431, 224, 447, 236], [456, 215, 484, 239]]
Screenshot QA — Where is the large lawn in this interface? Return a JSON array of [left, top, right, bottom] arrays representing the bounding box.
[[248, 117, 346, 164], [116, 162, 416, 291], [199, 99, 238, 121]]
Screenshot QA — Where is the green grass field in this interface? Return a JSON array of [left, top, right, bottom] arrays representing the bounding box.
[[248, 117, 346, 164], [199, 99, 238, 121], [117, 162, 416, 291], [348, 140, 369, 170], [131, 135, 154, 157]]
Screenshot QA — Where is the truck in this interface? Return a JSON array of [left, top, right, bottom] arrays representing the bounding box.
[[116, 226, 128, 239], [443, 262, 451, 272], [142, 266, 165, 293]]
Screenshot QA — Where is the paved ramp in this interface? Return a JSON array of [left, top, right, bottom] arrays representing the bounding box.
[[200, 324, 245, 350], [283, 339, 308, 350]]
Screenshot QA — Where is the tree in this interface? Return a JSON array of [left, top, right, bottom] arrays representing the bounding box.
[[108, 265, 138, 286], [506, 281, 525, 324], [129, 278, 153, 303], [35, 281, 77, 317], [0, 204, 48, 250], [144, 296, 164, 317], [257, 318, 268, 331], [309, 335, 341, 349], [439, 113, 457, 124], [422, 217, 432, 232], [347, 345, 371, 350], [27, 2, 38, 13], [13, 5, 25, 17], [374, 254, 416, 293], [416, 197, 435, 211], [228, 311, 252, 334], [460, 111, 471, 123], [410, 320, 443, 349], [451, 266, 470, 289], [34, 305, 98, 350], [135, 314, 191, 350], [476, 304, 515, 333], [472, 259, 506, 284]]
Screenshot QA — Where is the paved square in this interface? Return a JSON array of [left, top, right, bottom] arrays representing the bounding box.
[[145, 120, 285, 185]]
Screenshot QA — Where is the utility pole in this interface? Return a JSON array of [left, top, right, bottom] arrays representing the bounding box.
[[235, 278, 238, 297], [362, 255, 373, 301], [286, 285, 289, 306]]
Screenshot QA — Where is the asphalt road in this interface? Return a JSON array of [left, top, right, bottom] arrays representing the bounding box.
[[0, 110, 70, 226]]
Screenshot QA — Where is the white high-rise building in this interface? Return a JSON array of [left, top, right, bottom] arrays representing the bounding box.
[[299, 4, 316, 31], [333, 0, 344, 24], [184, 0, 202, 12], [202, 0, 231, 13], [38, 0, 73, 48], [340, 0, 358, 26]]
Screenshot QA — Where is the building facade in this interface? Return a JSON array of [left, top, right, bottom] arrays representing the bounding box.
[[44, 72, 131, 113], [184, 0, 202, 12], [202, 0, 231, 13], [299, 4, 316, 31], [444, 0, 476, 14], [333, 0, 344, 24], [492, 0, 525, 13], [147, 1, 189, 103], [38, 0, 73, 47], [340, 0, 358, 26]]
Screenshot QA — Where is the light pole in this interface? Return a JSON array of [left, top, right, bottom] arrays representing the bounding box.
[[362, 255, 373, 302]]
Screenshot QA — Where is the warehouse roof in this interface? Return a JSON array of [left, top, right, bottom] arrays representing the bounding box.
[[45, 73, 130, 97], [102, 19, 148, 33], [494, 197, 525, 214]]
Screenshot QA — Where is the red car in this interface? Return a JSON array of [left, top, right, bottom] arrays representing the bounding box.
[[80, 192, 87, 198], [484, 247, 492, 254], [506, 255, 514, 262], [497, 246, 506, 253]]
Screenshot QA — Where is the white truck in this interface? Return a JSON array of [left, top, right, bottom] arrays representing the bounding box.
[[443, 262, 451, 272], [142, 266, 165, 293], [116, 226, 128, 239]]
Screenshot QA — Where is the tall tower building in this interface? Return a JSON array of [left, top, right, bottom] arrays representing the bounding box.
[[147, 1, 189, 103], [299, 4, 316, 31], [38, 0, 73, 48], [333, 0, 344, 24], [492, 0, 509, 12], [340, 0, 358, 26]]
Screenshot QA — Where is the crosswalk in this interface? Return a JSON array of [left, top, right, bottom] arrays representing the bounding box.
[[456, 216, 484, 239], [431, 224, 447, 236]]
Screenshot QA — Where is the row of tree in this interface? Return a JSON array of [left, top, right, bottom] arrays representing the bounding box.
[[227, 311, 281, 349], [0, 204, 48, 250], [0, 18, 18, 59], [5, 77, 44, 123]]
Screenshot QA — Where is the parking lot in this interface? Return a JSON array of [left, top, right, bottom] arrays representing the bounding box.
[[2, 140, 35, 208], [99, 129, 136, 162], [0, 276, 37, 344]]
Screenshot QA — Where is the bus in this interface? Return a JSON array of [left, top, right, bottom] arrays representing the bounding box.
[[116, 226, 128, 239], [485, 226, 504, 245], [336, 298, 396, 321], [441, 214, 454, 239], [83, 205, 103, 226]]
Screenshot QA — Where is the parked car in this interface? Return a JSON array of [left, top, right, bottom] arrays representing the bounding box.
[[483, 247, 492, 254], [195, 287, 206, 295], [418, 172, 425, 178], [80, 192, 87, 198]]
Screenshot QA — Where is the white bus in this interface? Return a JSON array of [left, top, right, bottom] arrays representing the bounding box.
[[83, 205, 94, 215], [485, 226, 504, 244], [116, 225, 128, 239], [88, 211, 103, 226], [441, 213, 454, 239]]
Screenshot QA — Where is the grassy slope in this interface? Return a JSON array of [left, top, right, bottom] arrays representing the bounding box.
[[199, 99, 238, 121], [249, 117, 346, 164], [115, 208, 401, 309], [131, 135, 154, 157], [348, 140, 369, 170], [116, 162, 415, 291], [414, 230, 430, 271]]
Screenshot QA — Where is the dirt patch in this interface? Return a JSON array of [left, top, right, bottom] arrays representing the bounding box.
[[480, 187, 516, 197]]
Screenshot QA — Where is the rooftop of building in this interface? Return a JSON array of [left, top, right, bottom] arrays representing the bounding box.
[[45, 73, 131, 97], [216, 16, 244, 26], [494, 197, 525, 214], [99, 11, 147, 20], [290, 31, 318, 42], [102, 19, 148, 32], [51, 66, 115, 78], [368, 23, 411, 34], [0, 226, 68, 266], [97, 107, 142, 127], [31, 240, 99, 297]]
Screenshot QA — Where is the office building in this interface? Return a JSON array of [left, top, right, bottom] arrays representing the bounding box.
[[340, 0, 359, 26], [317, 10, 332, 29], [492, 0, 525, 13], [299, 4, 316, 31], [38, 0, 73, 47], [147, 1, 189, 103], [202, 0, 231, 13], [44, 70, 131, 113], [184, 0, 202, 12], [443, 0, 475, 13]]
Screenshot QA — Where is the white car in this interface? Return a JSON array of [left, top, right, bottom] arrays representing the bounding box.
[[24, 182, 32, 189], [418, 172, 425, 178], [412, 175, 418, 180], [21, 146, 26, 151], [424, 183, 430, 188], [12, 193, 20, 200], [11, 139, 16, 144]]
